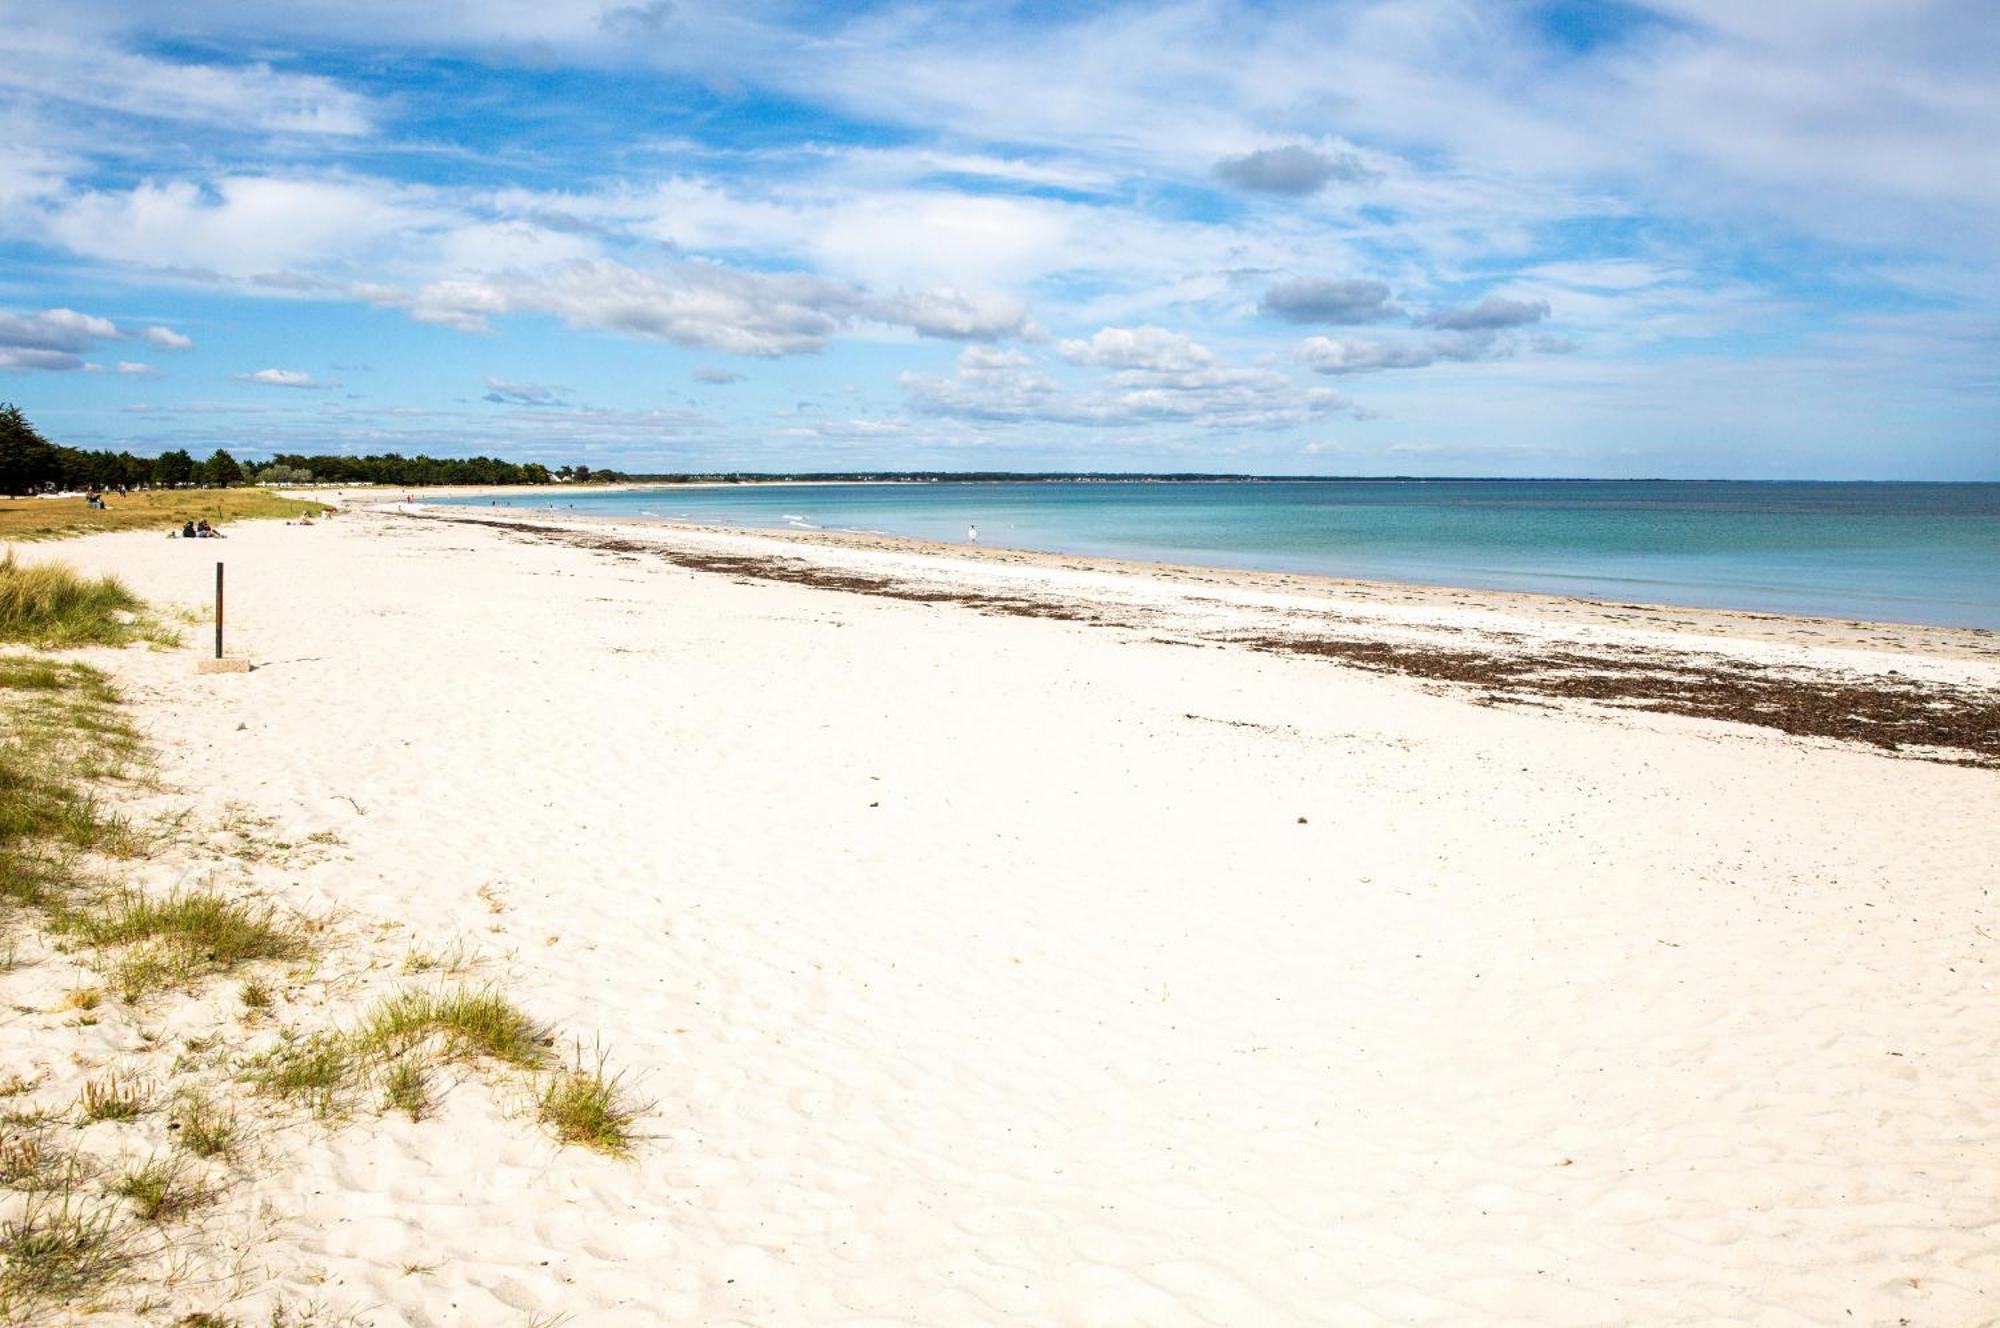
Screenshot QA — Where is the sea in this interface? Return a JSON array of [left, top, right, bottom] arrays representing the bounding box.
[[445, 480, 2000, 630]]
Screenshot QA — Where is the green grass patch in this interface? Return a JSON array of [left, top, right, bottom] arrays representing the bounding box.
[[355, 985, 552, 1069], [77, 1072, 150, 1123], [58, 888, 310, 1000], [66, 889, 301, 963], [0, 1194, 131, 1316], [381, 1057, 430, 1121], [112, 1154, 212, 1223], [168, 1090, 237, 1160], [251, 1034, 357, 1118], [0, 1129, 89, 1194], [0, 551, 146, 648], [0, 489, 325, 542], [536, 1044, 643, 1155], [0, 655, 143, 922]]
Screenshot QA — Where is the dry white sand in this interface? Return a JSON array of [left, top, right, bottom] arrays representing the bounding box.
[[11, 504, 2000, 1326]]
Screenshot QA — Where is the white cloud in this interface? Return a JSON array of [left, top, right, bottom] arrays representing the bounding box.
[[1294, 336, 1436, 376], [377, 259, 1036, 356], [1417, 295, 1550, 331], [0, 307, 118, 352], [141, 325, 195, 350], [1260, 277, 1401, 325], [40, 177, 438, 278], [1058, 326, 1214, 373], [0, 348, 85, 372], [905, 337, 1372, 432], [868, 288, 1034, 341], [0, 27, 372, 135], [235, 368, 330, 388], [482, 377, 567, 405], [0, 307, 123, 372]]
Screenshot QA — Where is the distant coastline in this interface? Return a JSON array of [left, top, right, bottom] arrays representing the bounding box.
[[539, 472, 1996, 486]]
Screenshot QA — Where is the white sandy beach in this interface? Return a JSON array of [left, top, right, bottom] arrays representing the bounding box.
[[9, 503, 1999, 1326]]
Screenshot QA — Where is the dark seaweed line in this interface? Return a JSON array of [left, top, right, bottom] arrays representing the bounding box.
[[1240, 635, 2000, 767], [428, 513, 2000, 768]]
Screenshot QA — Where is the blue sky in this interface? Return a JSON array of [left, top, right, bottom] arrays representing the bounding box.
[[1, 0, 1995, 477]]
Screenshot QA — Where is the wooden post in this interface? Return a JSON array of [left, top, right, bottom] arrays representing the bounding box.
[[196, 561, 248, 672]]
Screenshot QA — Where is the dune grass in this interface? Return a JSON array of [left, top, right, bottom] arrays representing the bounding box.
[[168, 1091, 237, 1161], [0, 551, 150, 648], [354, 986, 552, 1068], [251, 984, 549, 1122], [65, 889, 305, 966], [78, 1073, 150, 1124], [0, 1194, 132, 1318], [55, 888, 312, 1003], [0, 655, 141, 920], [112, 1154, 213, 1224], [0, 489, 325, 542], [536, 1044, 643, 1155], [253, 1034, 357, 1119], [381, 1057, 430, 1120], [0, 1129, 88, 1194]]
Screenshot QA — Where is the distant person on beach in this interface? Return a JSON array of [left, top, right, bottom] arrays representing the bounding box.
[[968, 524, 978, 542], [174, 521, 195, 539]]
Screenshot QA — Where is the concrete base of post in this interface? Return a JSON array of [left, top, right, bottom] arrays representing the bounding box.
[[196, 658, 253, 674]]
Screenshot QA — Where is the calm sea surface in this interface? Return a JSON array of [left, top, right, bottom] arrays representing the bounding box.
[[448, 481, 2000, 630]]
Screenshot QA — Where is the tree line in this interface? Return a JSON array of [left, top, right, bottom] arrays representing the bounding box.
[[0, 403, 632, 497]]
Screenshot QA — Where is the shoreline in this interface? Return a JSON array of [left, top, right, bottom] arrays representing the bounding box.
[[369, 487, 2000, 641], [373, 497, 2000, 665], [405, 505, 2000, 766]]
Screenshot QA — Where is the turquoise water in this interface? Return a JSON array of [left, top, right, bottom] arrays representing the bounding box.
[[449, 481, 2000, 629]]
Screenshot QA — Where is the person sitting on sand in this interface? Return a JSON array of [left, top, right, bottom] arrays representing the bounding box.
[[177, 520, 196, 539], [196, 519, 225, 539]]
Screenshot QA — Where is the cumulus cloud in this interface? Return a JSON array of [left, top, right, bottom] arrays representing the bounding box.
[[141, 325, 194, 350], [234, 368, 330, 389], [1294, 337, 1437, 376], [0, 349, 82, 371], [1419, 295, 1551, 331], [379, 260, 1034, 356], [1213, 145, 1371, 196], [953, 344, 1034, 381], [692, 365, 743, 384], [482, 377, 567, 405], [43, 176, 440, 281], [867, 287, 1034, 341], [0, 307, 118, 352], [1057, 325, 1213, 373], [904, 335, 1373, 432], [0, 307, 123, 372], [1295, 324, 1551, 376], [1259, 277, 1400, 325]]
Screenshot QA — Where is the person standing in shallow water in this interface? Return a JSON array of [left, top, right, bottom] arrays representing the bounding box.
[[968, 524, 978, 542]]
